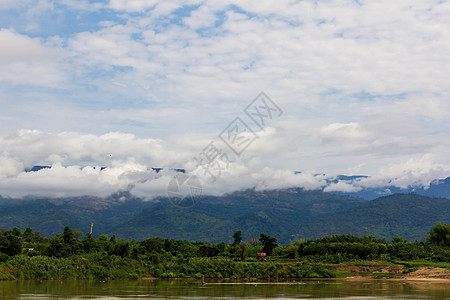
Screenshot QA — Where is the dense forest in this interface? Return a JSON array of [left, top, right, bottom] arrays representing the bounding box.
[[1, 223, 449, 280]]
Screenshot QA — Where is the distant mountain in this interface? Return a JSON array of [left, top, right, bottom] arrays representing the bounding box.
[[24, 165, 51, 172], [0, 192, 150, 236], [0, 189, 364, 244], [110, 189, 365, 243], [421, 177, 450, 198], [0, 197, 82, 236], [327, 176, 450, 200], [1, 189, 449, 244], [296, 194, 450, 242]]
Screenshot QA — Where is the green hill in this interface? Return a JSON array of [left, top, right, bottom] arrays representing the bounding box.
[[0, 193, 149, 236], [110, 189, 366, 243], [0, 189, 364, 243], [0, 198, 82, 236], [296, 194, 450, 242], [2, 191, 449, 244]]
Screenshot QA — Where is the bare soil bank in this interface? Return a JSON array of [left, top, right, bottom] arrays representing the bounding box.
[[335, 263, 450, 282]]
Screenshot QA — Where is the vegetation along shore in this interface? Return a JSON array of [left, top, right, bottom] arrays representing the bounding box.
[[1, 223, 449, 281]]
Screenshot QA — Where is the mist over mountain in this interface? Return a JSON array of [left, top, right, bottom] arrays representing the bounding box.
[[0, 181, 449, 244], [1, 167, 449, 243], [325, 176, 450, 200]]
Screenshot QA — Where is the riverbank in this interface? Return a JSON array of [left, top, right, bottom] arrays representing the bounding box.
[[5, 257, 448, 282], [332, 261, 450, 281], [1, 254, 450, 281]]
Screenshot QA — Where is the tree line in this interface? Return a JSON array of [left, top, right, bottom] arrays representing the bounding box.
[[0, 223, 449, 280]]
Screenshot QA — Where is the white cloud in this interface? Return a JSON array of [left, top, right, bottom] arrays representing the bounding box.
[[183, 5, 217, 30], [0, 164, 114, 198], [253, 168, 327, 192], [320, 123, 369, 143], [359, 155, 450, 189], [0, 154, 24, 180], [324, 182, 363, 193], [0, 29, 49, 61], [0, 125, 448, 199], [322, 154, 450, 194], [0, 29, 66, 86], [319, 119, 436, 157], [108, 0, 158, 12]]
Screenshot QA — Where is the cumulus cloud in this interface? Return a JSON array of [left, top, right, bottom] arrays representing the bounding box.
[[0, 126, 324, 198], [0, 124, 446, 199], [0, 129, 199, 173]]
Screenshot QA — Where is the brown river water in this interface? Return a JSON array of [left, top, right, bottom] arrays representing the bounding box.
[[1, 279, 450, 299]]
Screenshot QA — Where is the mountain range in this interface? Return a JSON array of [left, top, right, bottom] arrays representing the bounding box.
[[327, 176, 450, 200], [1, 180, 449, 244], [296, 193, 450, 242]]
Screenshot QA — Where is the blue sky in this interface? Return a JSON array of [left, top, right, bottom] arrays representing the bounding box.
[[0, 0, 449, 198]]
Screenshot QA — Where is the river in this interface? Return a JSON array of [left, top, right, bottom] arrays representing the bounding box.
[[1, 279, 450, 299]]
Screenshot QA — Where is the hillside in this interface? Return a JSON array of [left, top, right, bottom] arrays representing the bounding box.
[[2, 190, 449, 244], [0, 198, 82, 236], [0, 192, 150, 236], [110, 189, 366, 243], [296, 194, 450, 242], [0, 189, 365, 244]]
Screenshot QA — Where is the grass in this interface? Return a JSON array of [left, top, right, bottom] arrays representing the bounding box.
[[402, 267, 418, 274], [333, 270, 352, 278], [352, 261, 396, 267], [394, 261, 450, 269]]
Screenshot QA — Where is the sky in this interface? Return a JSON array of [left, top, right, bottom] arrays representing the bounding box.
[[0, 0, 449, 199]]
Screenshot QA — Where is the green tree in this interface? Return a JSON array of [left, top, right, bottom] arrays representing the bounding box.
[[259, 233, 278, 256], [426, 222, 450, 247], [73, 229, 83, 240], [45, 237, 65, 257], [11, 227, 22, 237], [0, 234, 22, 256], [112, 239, 130, 257], [109, 235, 116, 243], [82, 234, 100, 253], [237, 243, 248, 261], [392, 236, 408, 244], [23, 227, 33, 242], [63, 226, 75, 245], [232, 230, 242, 246], [98, 234, 108, 242]]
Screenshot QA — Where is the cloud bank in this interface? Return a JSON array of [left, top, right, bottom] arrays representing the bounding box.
[[0, 127, 448, 199]]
